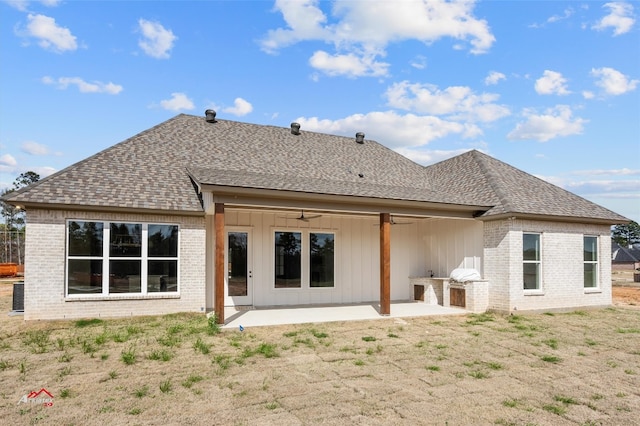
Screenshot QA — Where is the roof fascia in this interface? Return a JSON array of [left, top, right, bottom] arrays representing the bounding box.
[[12, 202, 205, 217], [476, 212, 629, 226], [200, 184, 488, 219]]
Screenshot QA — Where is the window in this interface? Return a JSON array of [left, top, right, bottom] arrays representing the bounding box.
[[523, 233, 541, 290], [67, 221, 178, 296], [310, 233, 334, 288], [584, 236, 598, 288], [275, 232, 301, 288], [274, 231, 335, 289]]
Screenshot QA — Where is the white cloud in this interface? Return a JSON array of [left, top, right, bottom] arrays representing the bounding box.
[[222, 98, 253, 116], [565, 179, 640, 197], [394, 147, 473, 166], [261, 0, 495, 77], [309, 50, 389, 77], [21, 141, 49, 156], [0, 154, 17, 167], [295, 110, 478, 149], [19, 13, 77, 52], [484, 71, 506, 86], [42, 76, 123, 94], [159, 92, 195, 111], [5, 0, 60, 11], [548, 7, 574, 23], [572, 168, 640, 176], [535, 70, 570, 95], [385, 81, 510, 122], [592, 2, 635, 36], [591, 67, 639, 95], [410, 55, 427, 70], [507, 105, 587, 142], [138, 19, 177, 59], [582, 90, 595, 99]]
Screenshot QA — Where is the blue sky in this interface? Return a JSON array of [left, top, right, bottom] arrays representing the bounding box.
[[1, 0, 638, 223]]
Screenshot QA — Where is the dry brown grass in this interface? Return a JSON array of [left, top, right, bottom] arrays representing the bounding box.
[[1, 280, 639, 425]]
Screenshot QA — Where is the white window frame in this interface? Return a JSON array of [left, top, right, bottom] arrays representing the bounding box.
[[523, 232, 542, 292], [584, 235, 599, 289], [66, 220, 179, 298], [272, 229, 336, 290]]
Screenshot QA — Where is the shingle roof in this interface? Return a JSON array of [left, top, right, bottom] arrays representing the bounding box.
[[2, 113, 629, 224], [612, 242, 640, 262], [423, 150, 628, 223]]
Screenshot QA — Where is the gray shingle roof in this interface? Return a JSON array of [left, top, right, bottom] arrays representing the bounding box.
[[423, 150, 628, 222], [612, 242, 640, 262], [2, 113, 629, 223]]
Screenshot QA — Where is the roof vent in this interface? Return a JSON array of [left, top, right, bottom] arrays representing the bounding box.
[[290, 122, 301, 135], [205, 109, 217, 123], [355, 132, 365, 144]]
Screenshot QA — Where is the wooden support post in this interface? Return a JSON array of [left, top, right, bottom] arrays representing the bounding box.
[[214, 203, 225, 324], [379, 212, 391, 315]]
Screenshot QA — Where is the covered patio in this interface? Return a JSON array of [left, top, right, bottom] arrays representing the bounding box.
[[221, 301, 466, 329]]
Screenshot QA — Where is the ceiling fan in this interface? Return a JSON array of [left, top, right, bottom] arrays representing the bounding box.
[[281, 210, 322, 222], [372, 216, 414, 226], [391, 216, 413, 225]]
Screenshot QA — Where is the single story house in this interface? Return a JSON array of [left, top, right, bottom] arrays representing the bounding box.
[[612, 242, 640, 271], [2, 111, 628, 322]]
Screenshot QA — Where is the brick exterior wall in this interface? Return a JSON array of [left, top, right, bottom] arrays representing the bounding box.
[[483, 218, 612, 313], [23, 209, 206, 320]]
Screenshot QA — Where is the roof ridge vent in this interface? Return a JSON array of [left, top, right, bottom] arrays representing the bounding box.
[[290, 122, 301, 135], [205, 109, 217, 123], [355, 132, 365, 144]]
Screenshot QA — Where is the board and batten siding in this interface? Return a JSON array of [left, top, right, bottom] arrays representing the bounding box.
[[223, 210, 484, 307]]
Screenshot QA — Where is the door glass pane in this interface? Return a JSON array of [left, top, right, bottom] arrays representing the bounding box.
[[275, 232, 301, 288], [310, 233, 334, 287], [228, 232, 248, 296]]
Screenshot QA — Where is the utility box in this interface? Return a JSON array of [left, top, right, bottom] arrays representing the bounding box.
[[12, 281, 24, 312]]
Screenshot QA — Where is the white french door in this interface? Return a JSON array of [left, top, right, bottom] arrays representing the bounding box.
[[225, 229, 252, 306]]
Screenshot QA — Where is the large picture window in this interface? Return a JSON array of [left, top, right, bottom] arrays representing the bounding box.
[[310, 233, 334, 287], [274, 231, 335, 289], [67, 221, 178, 296], [523, 233, 541, 290], [584, 236, 598, 288], [275, 232, 302, 288]]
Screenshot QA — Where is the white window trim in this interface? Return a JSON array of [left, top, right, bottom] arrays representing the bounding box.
[[584, 235, 599, 291], [272, 228, 336, 291], [65, 220, 180, 299], [523, 232, 543, 293]]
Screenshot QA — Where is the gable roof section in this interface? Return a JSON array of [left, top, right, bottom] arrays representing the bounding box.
[[612, 243, 640, 263], [3, 114, 485, 214], [423, 150, 628, 223], [3, 113, 628, 224]]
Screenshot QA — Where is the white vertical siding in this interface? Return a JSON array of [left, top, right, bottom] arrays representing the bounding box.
[[422, 218, 483, 278], [223, 211, 484, 307]]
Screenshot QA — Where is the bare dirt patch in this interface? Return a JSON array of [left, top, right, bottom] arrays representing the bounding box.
[[612, 270, 640, 309], [1, 283, 640, 425]]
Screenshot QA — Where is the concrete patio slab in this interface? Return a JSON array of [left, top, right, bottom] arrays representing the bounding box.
[[221, 302, 466, 329]]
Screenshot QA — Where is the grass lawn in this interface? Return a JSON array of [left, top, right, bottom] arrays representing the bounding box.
[[0, 281, 639, 424]]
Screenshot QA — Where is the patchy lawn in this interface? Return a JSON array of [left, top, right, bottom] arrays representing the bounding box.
[[1, 281, 639, 425]]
